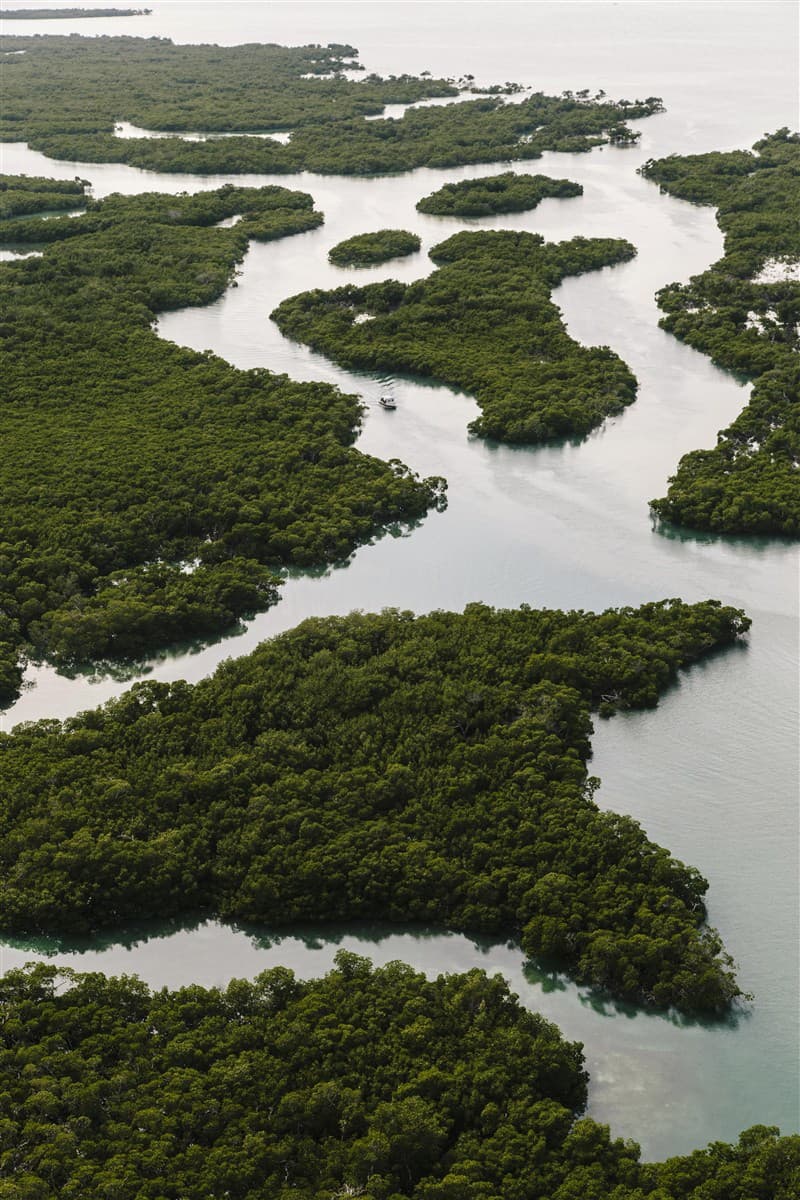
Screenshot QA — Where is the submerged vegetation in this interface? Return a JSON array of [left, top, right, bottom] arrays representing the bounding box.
[[273, 230, 639, 443], [3, 959, 799, 1200], [328, 229, 421, 267], [416, 171, 583, 217], [0, 181, 445, 704], [0, 600, 750, 1013], [641, 129, 800, 535], [0, 34, 663, 175]]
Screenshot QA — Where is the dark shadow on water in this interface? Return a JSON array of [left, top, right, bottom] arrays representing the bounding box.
[[282, 337, 476, 414], [0, 242, 48, 257], [2, 913, 210, 958], [2, 915, 515, 961], [590, 634, 751, 726], [280, 516, 431, 586], [521, 954, 746, 1030], [46, 623, 249, 685], [1, 913, 749, 1032], [478, 401, 643, 458], [480, 427, 589, 454], [652, 512, 797, 552], [235, 917, 515, 957], [573, 978, 749, 1032], [521, 955, 569, 995], [14, 504, 437, 698]]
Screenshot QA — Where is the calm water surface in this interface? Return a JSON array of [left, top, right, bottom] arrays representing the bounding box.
[[1, 1, 798, 1160]]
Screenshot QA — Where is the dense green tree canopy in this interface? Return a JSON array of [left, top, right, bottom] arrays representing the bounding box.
[[0, 35, 455, 149], [641, 129, 800, 535], [0, 600, 750, 1013], [0, 181, 444, 703], [0, 172, 90, 219], [1, 960, 797, 1199], [416, 172, 583, 217], [0, 35, 663, 175], [273, 230, 639, 443], [328, 229, 421, 267]]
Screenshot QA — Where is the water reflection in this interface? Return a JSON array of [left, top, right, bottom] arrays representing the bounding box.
[[652, 514, 795, 551], [25, 626, 249, 686], [0, 910, 756, 1159], [0, 913, 745, 1036]]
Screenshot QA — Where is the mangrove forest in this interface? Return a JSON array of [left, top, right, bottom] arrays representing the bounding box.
[[0, 181, 445, 704], [0, 34, 664, 175], [0, 600, 750, 1014], [328, 229, 421, 267], [273, 230, 639, 444], [0, 21, 795, 1194], [2, 958, 798, 1199], [416, 172, 583, 218], [0, 172, 90, 219], [4, 955, 800, 1200], [641, 129, 800, 536]]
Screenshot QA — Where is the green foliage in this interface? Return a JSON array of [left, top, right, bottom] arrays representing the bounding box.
[[0, 599, 751, 1012], [642, 1126, 800, 1200], [641, 129, 800, 535], [28, 559, 281, 666], [0, 35, 663, 176], [0, 181, 445, 701], [0, 175, 86, 195], [329, 229, 421, 267], [416, 171, 583, 217], [1, 962, 797, 1198], [0, 173, 90, 219], [273, 230, 639, 443], [0, 617, 22, 707]]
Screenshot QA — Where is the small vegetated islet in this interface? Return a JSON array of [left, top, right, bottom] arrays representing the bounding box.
[[328, 229, 421, 267], [273, 229, 639, 444], [416, 170, 583, 217]]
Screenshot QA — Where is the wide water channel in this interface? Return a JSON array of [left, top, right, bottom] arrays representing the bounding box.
[[1, 0, 798, 1162]]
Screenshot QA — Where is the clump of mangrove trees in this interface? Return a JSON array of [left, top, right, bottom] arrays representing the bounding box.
[[416, 171, 583, 217], [0, 181, 445, 703], [641, 129, 800, 536], [0, 34, 663, 175], [0, 599, 751, 1014], [328, 229, 421, 267], [2, 959, 798, 1198], [0, 172, 90, 219], [273, 229, 639, 444]]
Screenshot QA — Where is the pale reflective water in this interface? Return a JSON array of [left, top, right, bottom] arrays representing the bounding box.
[[1, 0, 798, 1161]]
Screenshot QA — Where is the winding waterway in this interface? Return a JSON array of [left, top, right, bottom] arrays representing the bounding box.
[[1, 0, 798, 1161]]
